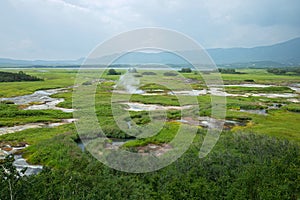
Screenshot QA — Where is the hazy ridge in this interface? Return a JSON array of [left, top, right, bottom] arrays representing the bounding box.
[[1, 37, 299, 67]]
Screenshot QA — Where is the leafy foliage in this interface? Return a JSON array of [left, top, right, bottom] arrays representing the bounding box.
[[0, 133, 299, 199], [107, 69, 121, 75], [179, 68, 192, 73]]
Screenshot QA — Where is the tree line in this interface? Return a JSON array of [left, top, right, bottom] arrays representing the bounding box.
[[0, 71, 43, 82], [267, 67, 300, 75]]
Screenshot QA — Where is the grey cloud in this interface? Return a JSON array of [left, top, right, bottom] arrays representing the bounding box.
[[0, 0, 299, 59], [232, 0, 300, 27]]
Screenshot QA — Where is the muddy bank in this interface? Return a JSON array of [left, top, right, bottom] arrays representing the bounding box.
[[76, 138, 133, 152], [239, 109, 267, 115], [136, 143, 172, 157], [0, 87, 74, 113], [1, 88, 69, 105], [168, 90, 207, 96], [288, 98, 300, 103], [177, 116, 246, 130]]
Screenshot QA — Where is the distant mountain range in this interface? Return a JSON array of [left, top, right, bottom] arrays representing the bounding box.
[[0, 37, 299, 67], [207, 37, 300, 65]]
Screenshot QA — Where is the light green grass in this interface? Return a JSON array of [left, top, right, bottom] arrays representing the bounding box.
[[231, 109, 300, 143], [122, 122, 180, 147], [0, 103, 72, 127], [221, 69, 300, 84], [0, 124, 75, 144], [225, 86, 294, 94], [0, 69, 77, 97]]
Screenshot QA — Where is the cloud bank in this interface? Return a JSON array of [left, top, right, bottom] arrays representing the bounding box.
[[0, 0, 299, 59]]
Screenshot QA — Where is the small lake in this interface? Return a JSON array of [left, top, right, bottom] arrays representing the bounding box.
[[122, 102, 192, 112]]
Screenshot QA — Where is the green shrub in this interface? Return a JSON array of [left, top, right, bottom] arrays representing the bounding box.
[[179, 68, 192, 73], [107, 69, 121, 75]]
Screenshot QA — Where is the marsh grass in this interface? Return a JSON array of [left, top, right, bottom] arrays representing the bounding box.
[[283, 104, 300, 113], [230, 109, 300, 143]]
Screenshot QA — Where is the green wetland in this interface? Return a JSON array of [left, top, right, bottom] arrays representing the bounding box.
[[0, 68, 299, 199]]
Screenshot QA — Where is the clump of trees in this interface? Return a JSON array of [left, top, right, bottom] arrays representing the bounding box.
[[218, 68, 245, 74], [179, 68, 192, 73], [0, 71, 43, 82], [107, 69, 121, 75], [267, 67, 300, 75]]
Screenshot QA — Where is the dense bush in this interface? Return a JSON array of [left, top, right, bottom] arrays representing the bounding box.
[[0, 132, 299, 200], [107, 69, 121, 75], [179, 68, 192, 73]]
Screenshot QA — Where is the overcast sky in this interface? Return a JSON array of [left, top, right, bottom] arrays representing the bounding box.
[[1, 0, 300, 60]]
